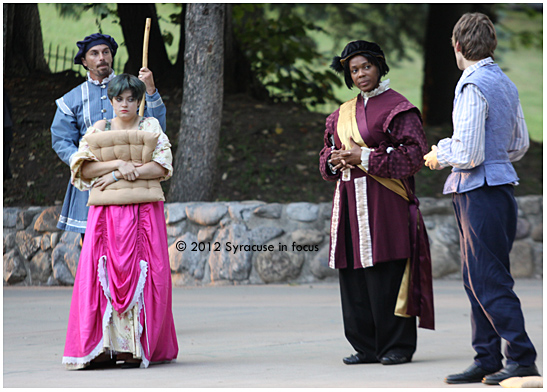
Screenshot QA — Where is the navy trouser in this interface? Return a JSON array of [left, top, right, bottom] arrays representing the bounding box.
[[452, 185, 536, 372]]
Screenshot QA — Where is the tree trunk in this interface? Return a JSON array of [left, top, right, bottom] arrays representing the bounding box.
[[169, 4, 226, 202], [421, 4, 469, 127], [117, 3, 172, 82], [4, 4, 49, 76], [422, 4, 498, 128]]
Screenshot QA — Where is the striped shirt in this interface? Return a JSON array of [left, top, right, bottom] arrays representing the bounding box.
[[436, 57, 529, 169]]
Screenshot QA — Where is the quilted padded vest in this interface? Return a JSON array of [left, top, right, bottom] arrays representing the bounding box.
[[84, 129, 165, 206]]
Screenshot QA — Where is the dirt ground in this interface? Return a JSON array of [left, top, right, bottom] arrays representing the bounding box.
[[3, 71, 542, 207]]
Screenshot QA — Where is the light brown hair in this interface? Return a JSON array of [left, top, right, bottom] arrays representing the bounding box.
[[452, 12, 497, 60]]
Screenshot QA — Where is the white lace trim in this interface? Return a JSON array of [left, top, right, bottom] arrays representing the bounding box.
[[87, 70, 116, 85], [62, 255, 150, 368], [126, 259, 148, 315], [62, 338, 105, 366], [62, 255, 112, 367], [135, 260, 150, 368], [360, 79, 390, 99]]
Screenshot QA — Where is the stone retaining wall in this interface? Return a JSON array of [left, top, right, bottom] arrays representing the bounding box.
[[3, 196, 543, 286]]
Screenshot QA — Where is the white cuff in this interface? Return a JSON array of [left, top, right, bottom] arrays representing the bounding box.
[[360, 146, 372, 171]]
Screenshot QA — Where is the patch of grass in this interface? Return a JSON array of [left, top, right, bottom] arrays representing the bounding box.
[[38, 4, 181, 72], [496, 10, 543, 142]]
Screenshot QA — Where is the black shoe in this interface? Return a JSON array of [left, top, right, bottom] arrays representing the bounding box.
[[342, 353, 379, 365], [84, 356, 118, 370], [482, 363, 540, 385], [121, 360, 142, 369], [445, 363, 497, 384], [380, 352, 411, 365]]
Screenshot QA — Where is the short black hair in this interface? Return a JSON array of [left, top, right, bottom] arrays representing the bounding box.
[[331, 40, 390, 89], [107, 73, 146, 101]]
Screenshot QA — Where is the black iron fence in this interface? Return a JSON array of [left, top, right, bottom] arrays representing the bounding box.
[[45, 43, 123, 76]]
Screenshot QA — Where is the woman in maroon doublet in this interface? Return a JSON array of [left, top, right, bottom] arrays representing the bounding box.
[[319, 40, 434, 366]]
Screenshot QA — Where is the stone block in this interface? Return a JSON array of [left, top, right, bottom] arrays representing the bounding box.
[[30, 251, 53, 283], [64, 245, 81, 278], [16, 208, 42, 230], [253, 203, 282, 219], [3, 207, 19, 228], [532, 242, 543, 277], [434, 220, 460, 246], [50, 232, 60, 249], [424, 218, 436, 231], [16, 231, 40, 260], [41, 233, 52, 251], [186, 204, 228, 226], [219, 216, 232, 228], [430, 242, 460, 278], [310, 246, 337, 279], [3, 249, 27, 284], [208, 224, 252, 282], [228, 201, 264, 221], [509, 240, 534, 278], [255, 250, 304, 283], [60, 231, 81, 248], [531, 223, 542, 242], [198, 227, 218, 243], [419, 197, 453, 216], [166, 224, 185, 238], [51, 244, 76, 285], [3, 232, 16, 253], [33, 206, 62, 232], [286, 202, 319, 222], [291, 229, 324, 245], [250, 227, 284, 245], [164, 202, 187, 225], [168, 232, 205, 279], [320, 203, 332, 220], [517, 196, 542, 216], [515, 218, 531, 240]]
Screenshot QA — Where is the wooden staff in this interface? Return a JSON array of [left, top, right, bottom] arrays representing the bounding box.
[[139, 18, 152, 117]]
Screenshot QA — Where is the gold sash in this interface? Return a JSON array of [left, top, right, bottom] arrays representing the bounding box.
[[336, 97, 408, 202], [337, 97, 411, 319]]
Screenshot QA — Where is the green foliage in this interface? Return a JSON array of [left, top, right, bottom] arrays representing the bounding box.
[[232, 4, 342, 106], [54, 4, 116, 32], [298, 4, 427, 63], [496, 4, 543, 50]]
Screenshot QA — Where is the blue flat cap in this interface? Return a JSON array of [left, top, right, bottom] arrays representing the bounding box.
[[74, 33, 118, 65]]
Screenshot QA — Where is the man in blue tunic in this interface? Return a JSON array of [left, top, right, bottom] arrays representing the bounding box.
[[424, 13, 539, 385], [51, 33, 167, 234]]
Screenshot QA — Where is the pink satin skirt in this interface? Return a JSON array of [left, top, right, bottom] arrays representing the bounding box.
[[62, 201, 178, 368]]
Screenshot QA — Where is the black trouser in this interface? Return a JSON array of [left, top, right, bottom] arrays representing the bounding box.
[[338, 235, 417, 360]]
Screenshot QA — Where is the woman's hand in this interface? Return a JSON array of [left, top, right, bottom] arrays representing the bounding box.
[[117, 161, 142, 181], [329, 137, 362, 171], [93, 172, 116, 191]]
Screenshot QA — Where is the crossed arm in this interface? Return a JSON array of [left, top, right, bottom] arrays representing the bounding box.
[[81, 160, 167, 191]]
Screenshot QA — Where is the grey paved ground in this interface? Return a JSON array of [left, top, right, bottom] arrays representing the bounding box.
[[3, 279, 542, 388]]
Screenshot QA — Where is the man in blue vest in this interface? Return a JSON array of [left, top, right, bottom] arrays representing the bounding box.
[[424, 12, 539, 385], [51, 33, 166, 235]]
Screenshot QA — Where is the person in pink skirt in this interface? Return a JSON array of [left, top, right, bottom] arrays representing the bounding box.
[[62, 73, 178, 369]]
